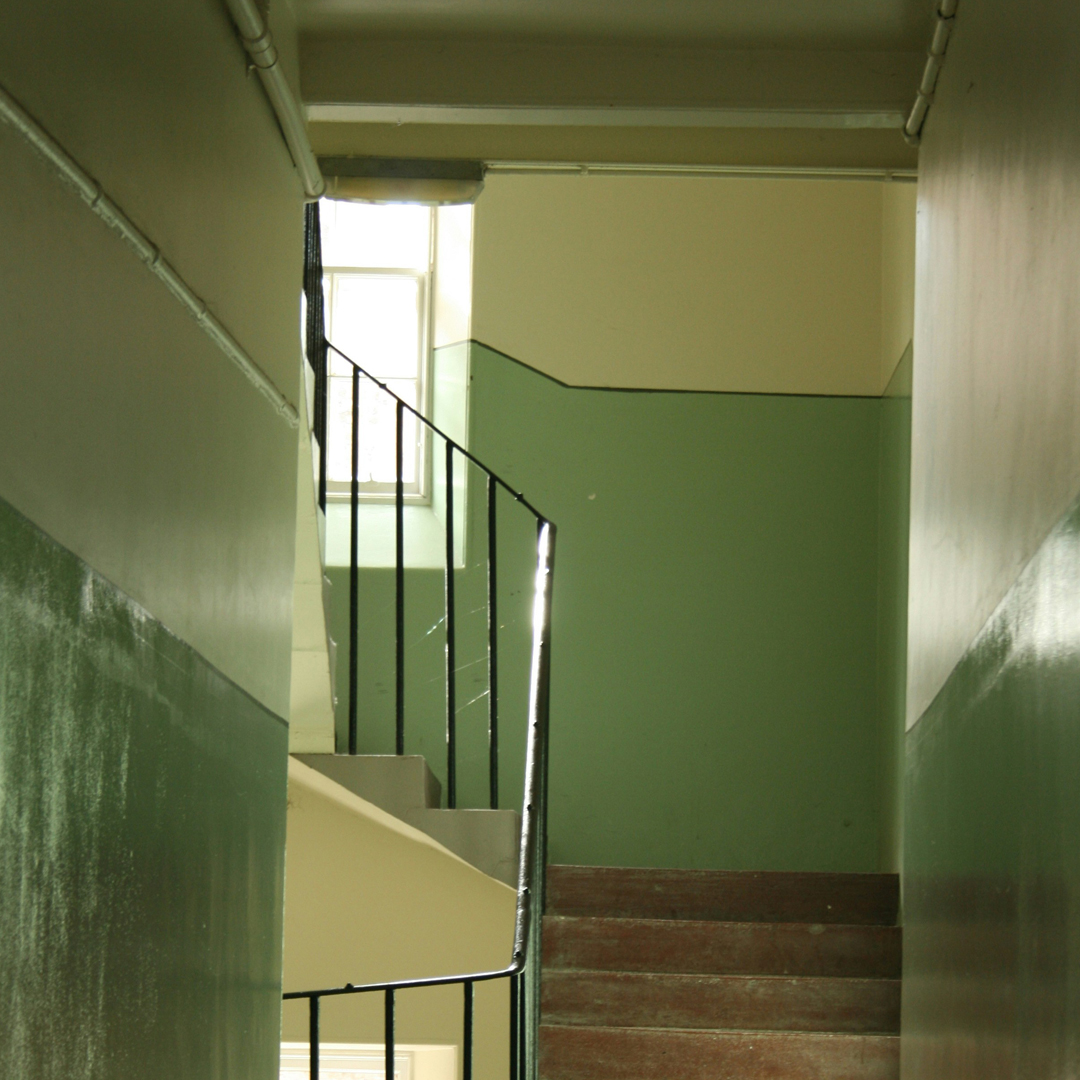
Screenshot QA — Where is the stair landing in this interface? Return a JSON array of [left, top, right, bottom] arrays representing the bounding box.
[[541, 865, 901, 1080]]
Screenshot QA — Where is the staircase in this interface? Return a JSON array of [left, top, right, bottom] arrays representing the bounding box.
[[541, 866, 901, 1080], [294, 752, 521, 886]]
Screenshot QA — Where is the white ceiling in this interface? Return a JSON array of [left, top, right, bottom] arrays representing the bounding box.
[[297, 0, 934, 51]]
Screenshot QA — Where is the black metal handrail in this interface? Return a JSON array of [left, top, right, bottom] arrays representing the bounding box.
[[283, 518, 553, 1079], [325, 340, 545, 803], [293, 203, 557, 1080]]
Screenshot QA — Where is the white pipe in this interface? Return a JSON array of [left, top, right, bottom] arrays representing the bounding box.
[[224, 0, 325, 199], [905, 0, 960, 144], [0, 81, 299, 428]]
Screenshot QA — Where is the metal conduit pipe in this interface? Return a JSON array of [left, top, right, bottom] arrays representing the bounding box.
[[904, 0, 960, 145], [223, 0, 325, 199]]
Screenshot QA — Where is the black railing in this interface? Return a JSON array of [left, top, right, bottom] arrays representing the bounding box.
[[284, 516, 552, 1078], [293, 203, 556, 1080]]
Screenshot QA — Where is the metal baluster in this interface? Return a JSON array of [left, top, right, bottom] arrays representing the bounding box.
[[348, 366, 360, 755], [395, 400, 405, 755], [463, 981, 474, 1080], [509, 974, 519, 1080], [517, 972, 527, 1080], [309, 996, 320, 1080], [444, 441, 457, 808], [385, 988, 395, 1080], [487, 475, 499, 809]]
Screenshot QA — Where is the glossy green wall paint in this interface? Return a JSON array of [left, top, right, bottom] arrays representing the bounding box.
[[903, 493, 1080, 1077], [0, 496, 289, 1079], [334, 343, 888, 871]]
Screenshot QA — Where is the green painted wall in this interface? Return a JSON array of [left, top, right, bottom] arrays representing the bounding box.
[[0, 495, 289, 1078], [903, 494, 1080, 1077], [334, 342, 891, 872]]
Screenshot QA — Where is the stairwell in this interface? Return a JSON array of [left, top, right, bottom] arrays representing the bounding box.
[[294, 752, 522, 886], [541, 866, 901, 1080]]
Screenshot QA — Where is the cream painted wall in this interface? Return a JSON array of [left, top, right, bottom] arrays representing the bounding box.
[[0, 0, 305, 714], [472, 173, 913, 396], [906, 2, 1080, 729], [881, 182, 917, 387], [283, 760, 516, 1079]]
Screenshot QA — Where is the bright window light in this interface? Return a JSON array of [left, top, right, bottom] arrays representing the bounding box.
[[280, 1042, 456, 1080], [322, 200, 433, 500]]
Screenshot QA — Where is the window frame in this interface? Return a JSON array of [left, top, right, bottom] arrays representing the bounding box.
[[323, 205, 436, 506]]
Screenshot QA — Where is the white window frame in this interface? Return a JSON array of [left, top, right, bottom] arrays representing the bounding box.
[[280, 1042, 456, 1080], [323, 206, 436, 506]]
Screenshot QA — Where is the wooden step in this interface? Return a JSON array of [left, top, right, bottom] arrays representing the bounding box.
[[540, 1024, 899, 1080], [542, 970, 900, 1034], [546, 866, 899, 925], [543, 915, 902, 978]]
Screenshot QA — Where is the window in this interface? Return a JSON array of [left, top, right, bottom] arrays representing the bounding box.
[[321, 200, 434, 501], [280, 1042, 456, 1080]]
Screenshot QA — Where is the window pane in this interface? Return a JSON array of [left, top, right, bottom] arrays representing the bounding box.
[[327, 376, 419, 487], [329, 275, 421, 380], [320, 200, 430, 270]]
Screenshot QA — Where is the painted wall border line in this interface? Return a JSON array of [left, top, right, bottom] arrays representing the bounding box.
[[0, 81, 299, 429]]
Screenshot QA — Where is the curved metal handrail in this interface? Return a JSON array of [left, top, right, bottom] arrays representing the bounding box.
[[325, 341, 546, 521], [285, 324, 556, 1080], [283, 521, 554, 1006]]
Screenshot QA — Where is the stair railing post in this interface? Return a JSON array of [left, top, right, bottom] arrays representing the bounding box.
[[395, 399, 405, 755], [385, 988, 395, 1080], [309, 996, 320, 1080], [348, 366, 360, 755], [444, 440, 457, 808], [525, 520, 555, 1080], [463, 981, 474, 1080], [487, 474, 499, 809]]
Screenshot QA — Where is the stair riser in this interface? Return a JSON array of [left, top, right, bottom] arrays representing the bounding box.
[[546, 867, 899, 925], [544, 916, 902, 978], [542, 972, 900, 1035], [541, 1025, 899, 1080]]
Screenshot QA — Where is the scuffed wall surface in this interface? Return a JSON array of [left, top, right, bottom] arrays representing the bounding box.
[[903, 495, 1080, 1079], [0, 496, 289, 1079]]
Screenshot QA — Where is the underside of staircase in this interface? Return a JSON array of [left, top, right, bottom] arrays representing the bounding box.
[[541, 866, 901, 1080], [294, 752, 521, 886]]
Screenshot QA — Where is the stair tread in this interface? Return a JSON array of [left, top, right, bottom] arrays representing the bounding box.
[[546, 970, 900, 984], [546, 866, 899, 925], [541, 1023, 899, 1080], [542, 1023, 899, 1038], [542, 970, 900, 1035], [543, 915, 901, 978]]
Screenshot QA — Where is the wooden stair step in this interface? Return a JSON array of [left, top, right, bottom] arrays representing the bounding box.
[[543, 915, 902, 979], [546, 866, 899, 925], [540, 1024, 899, 1080], [542, 970, 900, 1035]]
